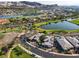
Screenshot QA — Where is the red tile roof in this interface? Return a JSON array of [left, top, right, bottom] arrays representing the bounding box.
[[0, 19, 9, 24]]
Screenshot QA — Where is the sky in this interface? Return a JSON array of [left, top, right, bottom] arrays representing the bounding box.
[[0, 0, 79, 6]]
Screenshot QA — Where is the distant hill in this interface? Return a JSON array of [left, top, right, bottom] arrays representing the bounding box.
[[20, 1, 42, 7], [20, 1, 59, 10], [0, 1, 78, 16]]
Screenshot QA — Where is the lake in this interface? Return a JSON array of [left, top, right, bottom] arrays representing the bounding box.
[[41, 21, 79, 30], [0, 15, 21, 18]]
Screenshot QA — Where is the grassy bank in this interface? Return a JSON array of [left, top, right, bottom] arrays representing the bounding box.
[[33, 20, 61, 27], [35, 27, 79, 33], [70, 19, 79, 25], [10, 46, 34, 58]]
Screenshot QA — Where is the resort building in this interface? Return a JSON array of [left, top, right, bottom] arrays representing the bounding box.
[[66, 36, 79, 49], [42, 36, 54, 48], [29, 33, 44, 42], [54, 36, 74, 51]]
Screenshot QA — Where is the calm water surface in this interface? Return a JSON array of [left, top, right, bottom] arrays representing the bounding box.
[[0, 15, 21, 18], [41, 21, 79, 30]]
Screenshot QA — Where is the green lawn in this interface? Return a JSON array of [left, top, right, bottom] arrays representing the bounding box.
[[0, 55, 6, 58], [10, 46, 34, 58], [33, 20, 61, 27], [70, 19, 79, 25], [0, 47, 7, 58]]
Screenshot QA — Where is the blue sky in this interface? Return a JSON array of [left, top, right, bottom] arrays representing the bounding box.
[[1, 0, 79, 6]]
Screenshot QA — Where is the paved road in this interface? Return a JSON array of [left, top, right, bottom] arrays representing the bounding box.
[[20, 35, 79, 58]]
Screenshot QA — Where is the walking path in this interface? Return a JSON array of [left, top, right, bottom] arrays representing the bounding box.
[[7, 44, 17, 58]]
